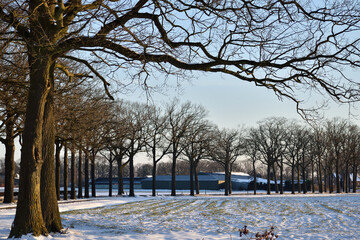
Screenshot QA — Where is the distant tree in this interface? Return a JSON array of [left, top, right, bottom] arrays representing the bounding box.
[[165, 101, 207, 196], [144, 105, 171, 196], [250, 118, 287, 195], [208, 128, 244, 196], [181, 119, 212, 196], [326, 118, 347, 193]]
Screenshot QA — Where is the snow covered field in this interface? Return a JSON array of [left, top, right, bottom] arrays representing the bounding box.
[[1, 193, 359, 240]]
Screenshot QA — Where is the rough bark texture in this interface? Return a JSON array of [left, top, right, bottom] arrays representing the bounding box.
[[9, 56, 50, 237], [3, 115, 15, 203], [40, 72, 62, 232]]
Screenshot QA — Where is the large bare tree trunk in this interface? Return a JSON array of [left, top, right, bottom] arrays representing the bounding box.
[[3, 114, 15, 203], [109, 155, 113, 197], [40, 73, 62, 232], [318, 159, 323, 193], [9, 56, 51, 237]]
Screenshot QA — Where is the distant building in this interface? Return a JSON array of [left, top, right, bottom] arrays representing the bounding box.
[[141, 174, 222, 190], [93, 177, 146, 189]]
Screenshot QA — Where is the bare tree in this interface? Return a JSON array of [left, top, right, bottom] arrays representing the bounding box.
[[165, 100, 207, 196], [2, 0, 360, 237], [250, 118, 287, 195], [181, 119, 212, 196], [144, 105, 170, 196], [208, 127, 244, 196], [326, 118, 347, 193]]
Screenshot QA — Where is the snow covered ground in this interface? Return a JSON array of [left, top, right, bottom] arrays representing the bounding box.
[[1, 192, 359, 240]]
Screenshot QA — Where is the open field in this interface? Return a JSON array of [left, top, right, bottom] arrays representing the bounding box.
[[1, 193, 359, 239]]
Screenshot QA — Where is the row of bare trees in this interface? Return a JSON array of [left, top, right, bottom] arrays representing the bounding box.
[[246, 117, 360, 195]]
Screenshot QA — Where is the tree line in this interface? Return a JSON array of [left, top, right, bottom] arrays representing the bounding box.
[[2, 82, 359, 201]]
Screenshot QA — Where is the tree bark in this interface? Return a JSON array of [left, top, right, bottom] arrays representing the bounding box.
[[253, 160, 257, 195], [291, 163, 295, 194], [9, 55, 51, 237], [194, 165, 200, 195], [70, 147, 76, 199], [63, 144, 68, 200], [84, 151, 89, 198], [3, 114, 15, 203], [40, 73, 62, 232], [109, 156, 113, 197], [55, 140, 61, 200], [152, 160, 157, 197], [91, 150, 96, 197], [77, 149, 83, 198], [352, 164, 358, 193], [171, 147, 177, 196], [129, 153, 135, 197], [336, 157, 341, 193], [318, 159, 323, 193], [189, 158, 194, 196]]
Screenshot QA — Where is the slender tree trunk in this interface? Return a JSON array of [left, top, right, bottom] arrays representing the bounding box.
[[84, 151, 89, 198], [3, 114, 15, 203], [152, 160, 157, 197], [302, 168, 307, 194], [171, 146, 177, 196], [63, 144, 68, 200], [78, 149, 83, 198], [109, 157, 113, 197], [228, 170, 232, 195], [129, 153, 135, 197], [291, 163, 295, 194], [224, 163, 230, 196], [9, 54, 52, 237], [40, 76, 62, 232], [311, 161, 315, 193], [318, 159, 323, 193], [324, 167, 327, 193], [189, 158, 194, 196], [336, 158, 341, 193], [91, 150, 96, 197], [279, 160, 284, 194], [297, 164, 301, 193], [345, 163, 349, 193], [55, 140, 61, 200], [70, 147, 76, 199], [253, 160, 257, 195], [352, 164, 358, 193]]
